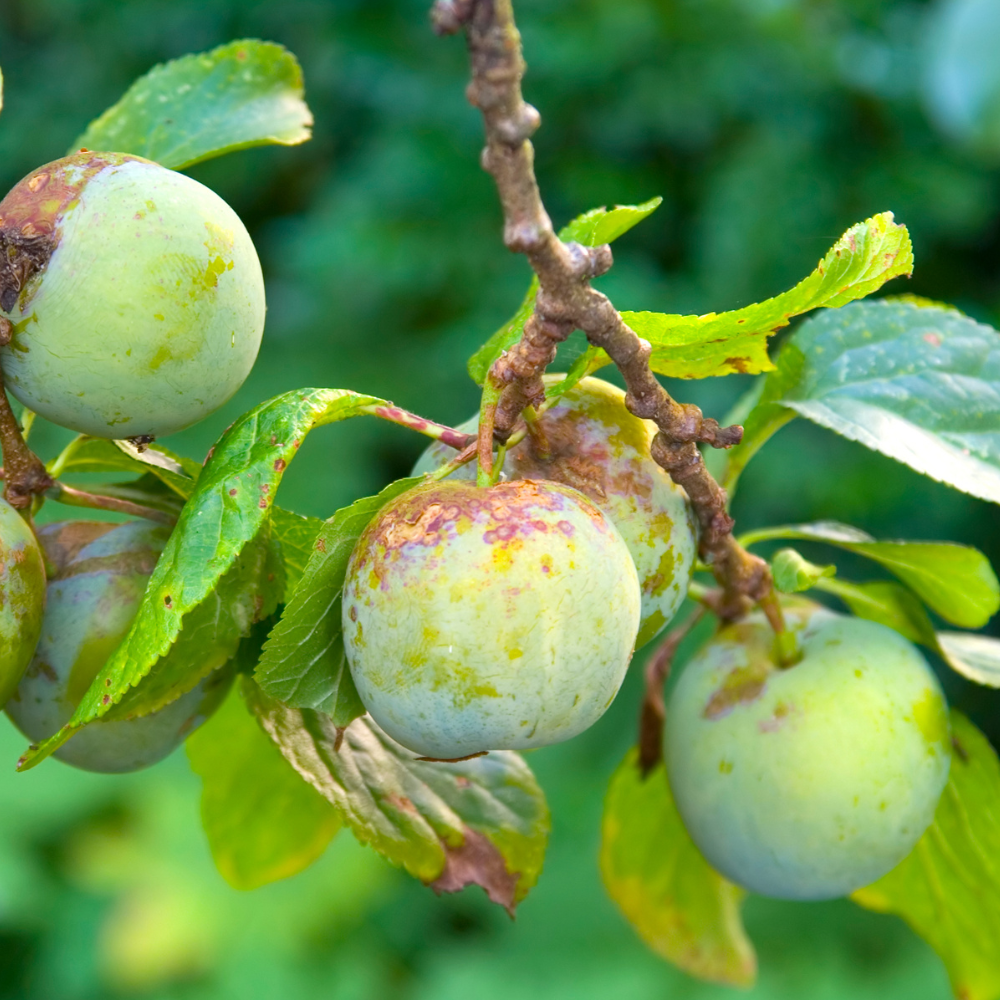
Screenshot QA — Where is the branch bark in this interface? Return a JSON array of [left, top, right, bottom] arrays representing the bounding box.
[[0, 326, 53, 510], [431, 0, 770, 613]]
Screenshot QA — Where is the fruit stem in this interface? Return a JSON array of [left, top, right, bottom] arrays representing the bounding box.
[[759, 588, 799, 668], [637, 608, 706, 775], [362, 403, 476, 450], [0, 354, 53, 512], [522, 404, 551, 459], [46, 482, 178, 525]]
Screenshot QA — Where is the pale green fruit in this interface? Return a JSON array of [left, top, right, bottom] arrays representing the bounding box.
[[6, 520, 232, 773], [0, 151, 265, 438], [342, 478, 641, 759], [0, 498, 46, 709], [413, 376, 697, 647], [664, 605, 951, 900]]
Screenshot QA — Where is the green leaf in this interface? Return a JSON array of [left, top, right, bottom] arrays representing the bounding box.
[[255, 478, 421, 723], [776, 299, 1000, 505], [73, 40, 313, 170], [814, 577, 940, 648], [271, 507, 324, 592], [558, 197, 662, 246], [18, 388, 386, 770], [187, 682, 341, 890], [742, 522, 1000, 628], [245, 680, 550, 913], [600, 750, 756, 988], [771, 548, 835, 594], [106, 526, 284, 722], [48, 435, 199, 498], [936, 632, 1000, 688], [853, 712, 1000, 1000], [572, 212, 912, 383], [466, 198, 662, 385]]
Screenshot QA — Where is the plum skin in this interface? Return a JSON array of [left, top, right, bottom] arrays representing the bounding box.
[[412, 376, 697, 647], [0, 151, 265, 439], [0, 499, 46, 710], [6, 520, 233, 773], [342, 478, 641, 759], [664, 606, 951, 900]]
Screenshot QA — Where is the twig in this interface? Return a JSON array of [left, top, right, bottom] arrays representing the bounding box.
[[637, 609, 705, 776], [0, 336, 53, 510], [432, 0, 771, 615], [47, 482, 177, 525]]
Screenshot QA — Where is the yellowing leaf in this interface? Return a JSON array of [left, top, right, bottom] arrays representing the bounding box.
[[853, 712, 1000, 1000], [187, 684, 341, 890], [600, 750, 756, 987]]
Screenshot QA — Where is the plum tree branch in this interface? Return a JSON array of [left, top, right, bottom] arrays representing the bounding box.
[[431, 0, 771, 613], [0, 326, 53, 510]]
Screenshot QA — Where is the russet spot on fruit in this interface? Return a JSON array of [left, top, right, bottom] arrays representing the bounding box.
[[664, 603, 951, 900], [412, 376, 697, 647], [342, 478, 641, 759], [6, 520, 233, 773], [0, 151, 265, 439], [0, 498, 46, 710]]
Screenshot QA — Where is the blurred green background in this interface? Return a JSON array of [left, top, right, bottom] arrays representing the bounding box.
[[1, 0, 999, 996]]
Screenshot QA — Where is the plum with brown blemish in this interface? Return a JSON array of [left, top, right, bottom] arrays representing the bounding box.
[[342, 478, 641, 759], [6, 520, 233, 773], [413, 376, 697, 647], [0, 498, 46, 710], [0, 151, 265, 439], [664, 603, 951, 899]]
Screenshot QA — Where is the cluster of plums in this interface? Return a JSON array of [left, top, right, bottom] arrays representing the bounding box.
[[0, 151, 951, 901], [0, 150, 265, 770]]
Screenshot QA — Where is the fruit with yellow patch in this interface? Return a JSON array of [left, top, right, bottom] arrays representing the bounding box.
[[664, 604, 951, 899], [6, 520, 234, 773], [342, 478, 641, 758], [413, 376, 697, 647], [0, 151, 265, 438]]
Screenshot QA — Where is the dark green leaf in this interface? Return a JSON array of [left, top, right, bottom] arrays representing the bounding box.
[[256, 479, 420, 723], [73, 40, 313, 170], [77, 475, 186, 519], [771, 548, 835, 594], [814, 577, 939, 648], [743, 522, 1000, 628], [936, 632, 1000, 688], [19, 388, 386, 770], [777, 299, 1000, 505], [246, 680, 550, 913], [574, 212, 912, 383], [466, 198, 662, 385], [600, 750, 756, 987], [187, 682, 341, 890], [853, 712, 1000, 1000]]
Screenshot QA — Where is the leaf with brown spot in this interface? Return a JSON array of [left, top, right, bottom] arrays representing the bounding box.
[[244, 679, 549, 912], [19, 387, 388, 770]]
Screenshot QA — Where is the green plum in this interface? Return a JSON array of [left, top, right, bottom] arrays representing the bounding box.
[[0, 498, 46, 709], [0, 151, 265, 439], [664, 604, 951, 900], [413, 376, 697, 647], [342, 478, 641, 759], [6, 520, 233, 773]]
